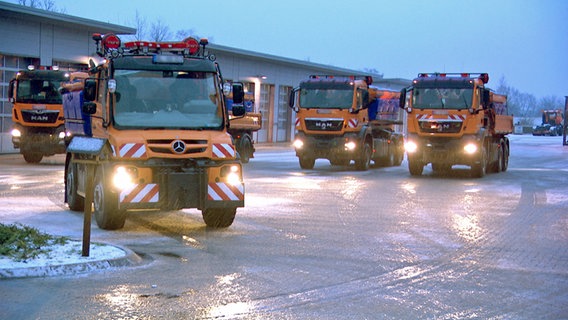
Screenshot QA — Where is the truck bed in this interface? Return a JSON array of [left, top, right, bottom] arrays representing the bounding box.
[[229, 113, 262, 132], [494, 114, 514, 135]]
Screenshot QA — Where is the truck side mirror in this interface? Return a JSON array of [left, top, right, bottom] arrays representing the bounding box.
[[399, 88, 407, 109], [288, 88, 299, 112], [8, 79, 16, 100], [82, 101, 97, 115], [84, 79, 97, 101], [232, 104, 245, 117], [232, 82, 244, 105], [360, 89, 370, 109], [482, 89, 490, 110]]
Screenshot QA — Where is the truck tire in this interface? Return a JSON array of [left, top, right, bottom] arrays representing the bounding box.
[[471, 146, 487, 178], [66, 159, 84, 211], [408, 159, 424, 176], [501, 142, 509, 172], [355, 143, 371, 171], [238, 135, 253, 164], [490, 145, 503, 173], [393, 147, 404, 166], [93, 166, 126, 230], [299, 156, 315, 169], [202, 208, 236, 228], [23, 152, 43, 164]]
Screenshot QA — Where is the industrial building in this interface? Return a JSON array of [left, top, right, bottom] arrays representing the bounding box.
[[0, 1, 409, 154]]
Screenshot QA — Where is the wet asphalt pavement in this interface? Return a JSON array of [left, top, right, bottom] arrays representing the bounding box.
[[0, 135, 567, 319]]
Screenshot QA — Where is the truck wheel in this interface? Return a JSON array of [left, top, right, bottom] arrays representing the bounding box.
[[408, 159, 424, 176], [501, 142, 509, 172], [393, 148, 404, 166], [355, 143, 371, 171], [239, 135, 253, 164], [93, 167, 126, 230], [471, 146, 487, 178], [299, 156, 315, 169], [491, 145, 503, 173], [66, 160, 84, 211], [23, 152, 43, 164], [202, 208, 236, 228]]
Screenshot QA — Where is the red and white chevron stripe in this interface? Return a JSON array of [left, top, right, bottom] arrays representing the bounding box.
[[207, 182, 244, 201], [120, 183, 159, 203], [119, 143, 147, 158], [416, 114, 465, 121], [212, 143, 235, 159], [347, 118, 358, 128], [295, 117, 301, 127]]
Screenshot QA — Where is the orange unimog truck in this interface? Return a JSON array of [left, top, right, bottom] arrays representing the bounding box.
[[62, 33, 246, 230], [289, 75, 405, 170], [8, 67, 69, 163], [400, 73, 513, 177]]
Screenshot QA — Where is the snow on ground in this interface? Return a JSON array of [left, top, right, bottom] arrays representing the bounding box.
[[0, 240, 129, 278]]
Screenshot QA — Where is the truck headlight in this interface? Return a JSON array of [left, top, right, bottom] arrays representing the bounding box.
[[464, 143, 478, 154], [404, 141, 418, 153], [112, 166, 137, 190], [293, 139, 304, 149], [11, 128, 21, 138], [222, 164, 242, 186], [345, 141, 357, 151]]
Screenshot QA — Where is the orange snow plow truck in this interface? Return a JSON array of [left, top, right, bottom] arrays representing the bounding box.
[[400, 73, 513, 177], [9, 67, 69, 163], [289, 75, 405, 170], [62, 34, 246, 230]]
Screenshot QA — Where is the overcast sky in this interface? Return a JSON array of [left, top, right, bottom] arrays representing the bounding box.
[[12, 0, 568, 100]]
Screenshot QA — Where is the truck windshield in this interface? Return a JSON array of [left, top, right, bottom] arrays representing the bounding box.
[[413, 88, 473, 110], [113, 70, 222, 129], [16, 79, 63, 104], [299, 88, 353, 109]]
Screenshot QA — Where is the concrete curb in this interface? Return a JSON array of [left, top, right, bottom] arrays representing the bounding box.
[[0, 242, 143, 279]]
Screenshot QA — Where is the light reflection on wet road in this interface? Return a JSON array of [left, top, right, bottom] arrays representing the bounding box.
[[0, 135, 567, 319]]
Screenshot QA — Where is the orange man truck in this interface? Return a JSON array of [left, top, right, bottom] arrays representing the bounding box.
[[62, 34, 246, 230], [289, 75, 404, 170], [8, 67, 69, 163], [400, 73, 513, 177]]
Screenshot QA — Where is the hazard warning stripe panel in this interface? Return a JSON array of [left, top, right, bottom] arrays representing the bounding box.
[[295, 117, 301, 127], [119, 143, 147, 159], [120, 183, 159, 203], [416, 114, 465, 122], [207, 182, 244, 201], [347, 118, 358, 128], [212, 143, 235, 159]]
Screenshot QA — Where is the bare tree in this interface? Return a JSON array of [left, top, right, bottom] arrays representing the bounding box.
[[18, 0, 65, 13], [539, 95, 563, 111], [149, 19, 171, 42], [125, 10, 147, 41]]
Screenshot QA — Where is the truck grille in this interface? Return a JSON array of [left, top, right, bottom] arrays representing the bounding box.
[[147, 139, 208, 155], [21, 110, 60, 124], [419, 121, 462, 134], [305, 118, 344, 131]]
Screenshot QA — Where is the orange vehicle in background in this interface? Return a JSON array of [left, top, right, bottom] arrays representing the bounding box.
[[289, 75, 405, 170], [62, 33, 246, 230], [8, 67, 69, 163], [532, 109, 564, 136], [400, 73, 513, 177]]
